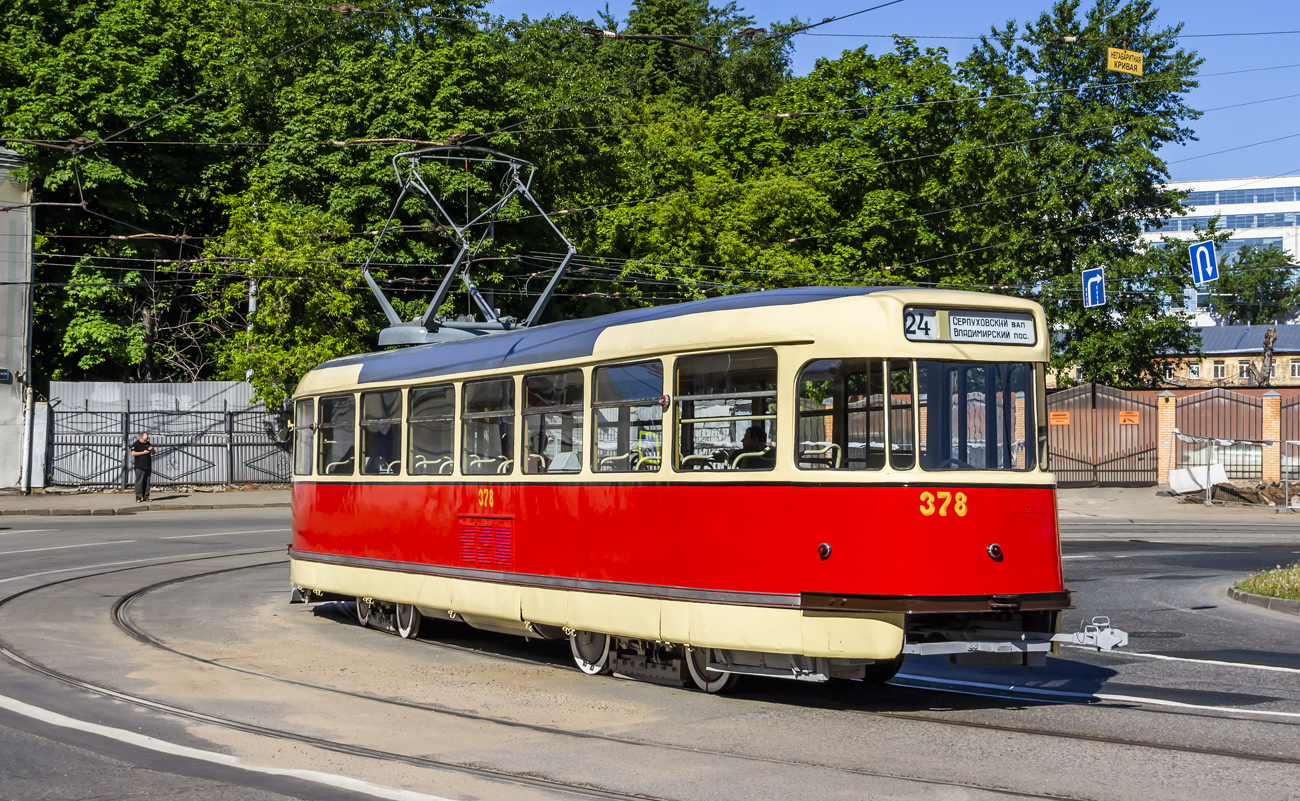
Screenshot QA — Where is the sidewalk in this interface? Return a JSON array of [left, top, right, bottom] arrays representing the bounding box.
[[0, 487, 291, 516]]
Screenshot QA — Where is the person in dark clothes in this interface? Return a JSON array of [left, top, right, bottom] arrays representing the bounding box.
[[129, 433, 155, 502]]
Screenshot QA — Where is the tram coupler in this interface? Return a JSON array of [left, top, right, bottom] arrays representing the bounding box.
[[1049, 616, 1129, 651]]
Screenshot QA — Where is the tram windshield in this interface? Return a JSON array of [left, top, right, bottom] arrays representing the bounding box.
[[917, 361, 1037, 472]]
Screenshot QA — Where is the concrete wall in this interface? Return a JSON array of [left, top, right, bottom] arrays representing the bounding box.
[[0, 147, 31, 488]]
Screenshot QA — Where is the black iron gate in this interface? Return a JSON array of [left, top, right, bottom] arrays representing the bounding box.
[[1047, 383, 1158, 487], [50, 407, 290, 487]]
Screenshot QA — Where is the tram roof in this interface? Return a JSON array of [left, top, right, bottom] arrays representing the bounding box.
[[311, 285, 1043, 387], [317, 286, 905, 385]]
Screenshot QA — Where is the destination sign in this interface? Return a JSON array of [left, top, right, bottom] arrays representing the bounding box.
[[948, 311, 1037, 345]]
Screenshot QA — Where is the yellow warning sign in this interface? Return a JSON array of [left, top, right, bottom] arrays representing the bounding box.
[[1050, 411, 1071, 426], [1118, 411, 1140, 425], [1107, 47, 1143, 76]]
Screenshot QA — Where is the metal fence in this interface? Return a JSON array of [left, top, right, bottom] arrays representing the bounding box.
[[1282, 395, 1300, 481], [1046, 383, 1158, 487], [1174, 388, 1263, 481], [50, 405, 289, 487]]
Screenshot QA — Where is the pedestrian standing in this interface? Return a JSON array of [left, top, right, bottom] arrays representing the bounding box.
[[129, 432, 155, 502]]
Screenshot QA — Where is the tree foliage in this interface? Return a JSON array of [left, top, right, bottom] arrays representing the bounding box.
[[1208, 244, 1298, 325], [0, 0, 1217, 402]]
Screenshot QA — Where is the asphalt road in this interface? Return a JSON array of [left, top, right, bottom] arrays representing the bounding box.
[[1, 510, 1298, 801]]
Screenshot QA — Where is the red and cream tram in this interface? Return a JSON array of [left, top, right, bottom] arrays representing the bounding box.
[[289, 286, 1075, 692]]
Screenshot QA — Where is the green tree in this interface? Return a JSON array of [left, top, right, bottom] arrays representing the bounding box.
[[1208, 244, 1298, 325]]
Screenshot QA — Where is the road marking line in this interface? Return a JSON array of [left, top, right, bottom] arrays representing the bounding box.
[[0, 529, 58, 536], [161, 528, 289, 540], [0, 540, 134, 556], [1064, 645, 1300, 674], [894, 673, 1300, 719], [0, 551, 258, 585], [0, 692, 454, 801]]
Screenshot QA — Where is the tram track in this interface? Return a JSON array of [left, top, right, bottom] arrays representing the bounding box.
[[110, 560, 1300, 777], [0, 551, 1084, 801]]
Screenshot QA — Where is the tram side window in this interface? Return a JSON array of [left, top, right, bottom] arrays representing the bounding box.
[[317, 394, 356, 475], [360, 390, 402, 475], [293, 398, 314, 476], [889, 361, 915, 470], [524, 371, 584, 474], [796, 359, 885, 470], [408, 384, 455, 476], [462, 378, 515, 475], [592, 361, 663, 473], [675, 349, 777, 471], [917, 361, 1036, 471]]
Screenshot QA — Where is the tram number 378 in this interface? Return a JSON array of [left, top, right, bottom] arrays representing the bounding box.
[[919, 491, 968, 517]]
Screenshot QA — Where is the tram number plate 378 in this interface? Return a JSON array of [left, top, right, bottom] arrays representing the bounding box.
[[903, 309, 938, 340], [919, 491, 967, 517]]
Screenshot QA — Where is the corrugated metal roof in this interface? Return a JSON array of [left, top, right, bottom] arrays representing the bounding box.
[[1193, 324, 1300, 354], [48, 381, 265, 412]]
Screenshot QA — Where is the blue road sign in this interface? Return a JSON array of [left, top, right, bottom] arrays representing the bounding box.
[[1189, 240, 1219, 285], [1082, 267, 1106, 308]]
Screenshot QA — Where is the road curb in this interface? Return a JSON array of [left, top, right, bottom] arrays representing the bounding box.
[[1227, 586, 1300, 617], [1, 502, 290, 517]]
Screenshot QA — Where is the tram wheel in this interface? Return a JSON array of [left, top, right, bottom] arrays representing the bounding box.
[[569, 630, 612, 675], [355, 597, 372, 628], [685, 646, 739, 694], [395, 603, 421, 639], [860, 654, 905, 684]]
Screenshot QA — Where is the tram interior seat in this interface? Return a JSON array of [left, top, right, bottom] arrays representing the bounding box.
[[799, 442, 842, 468], [731, 446, 775, 470], [324, 457, 353, 475], [548, 451, 580, 473]]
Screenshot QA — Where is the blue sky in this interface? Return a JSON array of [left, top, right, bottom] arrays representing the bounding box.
[[486, 0, 1300, 184]]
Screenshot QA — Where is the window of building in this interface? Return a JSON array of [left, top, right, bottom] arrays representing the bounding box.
[[1291, 360, 1300, 379], [462, 379, 515, 475], [523, 371, 584, 474], [592, 361, 663, 472], [1270, 361, 1277, 379], [1239, 360, 1252, 381], [293, 398, 314, 476], [317, 394, 356, 475], [796, 359, 885, 470], [408, 385, 455, 475], [917, 362, 1036, 472], [1213, 361, 1226, 379], [1188, 362, 1200, 380], [360, 391, 402, 475], [675, 349, 777, 471]]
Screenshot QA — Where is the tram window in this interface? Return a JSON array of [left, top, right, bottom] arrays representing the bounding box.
[[293, 398, 314, 476], [675, 349, 777, 471], [796, 359, 885, 470], [462, 378, 515, 475], [408, 384, 455, 476], [317, 394, 356, 476], [524, 371, 584, 474], [592, 361, 663, 473], [360, 390, 402, 475], [889, 361, 915, 470], [917, 361, 1036, 471]]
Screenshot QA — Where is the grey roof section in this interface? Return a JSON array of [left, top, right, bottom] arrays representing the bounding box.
[[1194, 324, 1300, 354], [321, 286, 897, 385], [49, 381, 266, 412]]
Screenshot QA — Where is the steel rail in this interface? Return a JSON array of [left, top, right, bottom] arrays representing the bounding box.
[[115, 563, 1300, 772]]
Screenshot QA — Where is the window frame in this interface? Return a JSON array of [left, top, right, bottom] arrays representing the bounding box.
[[673, 348, 778, 473], [523, 369, 585, 475], [1188, 362, 1201, 380], [591, 359, 665, 473], [915, 360, 1038, 473], [359, 389, 403, 476], [461, 377, 517, 476], [1213, 361, 1226, 379], [293, 397, 315, 477], [794, 357, 887, 472], [316, 392, 357, 476], [407, 383, 457, 477]]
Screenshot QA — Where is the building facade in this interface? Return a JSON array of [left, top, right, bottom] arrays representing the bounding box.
[[1140, 175, 1300, 325], [0, 146, 32, 488]]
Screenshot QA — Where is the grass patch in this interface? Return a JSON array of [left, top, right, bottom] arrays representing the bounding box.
[[1237, 562, 1300, 601]]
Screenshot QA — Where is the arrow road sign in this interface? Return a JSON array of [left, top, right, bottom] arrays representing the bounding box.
[[1082, 267, 1106, 308], [1189, 240, 1219, 285]]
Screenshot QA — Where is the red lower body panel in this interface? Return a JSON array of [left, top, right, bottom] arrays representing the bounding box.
[[291, 482, 1063, 604]]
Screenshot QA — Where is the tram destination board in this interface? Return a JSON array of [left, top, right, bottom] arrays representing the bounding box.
[[903, 308, 1036, 346]]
